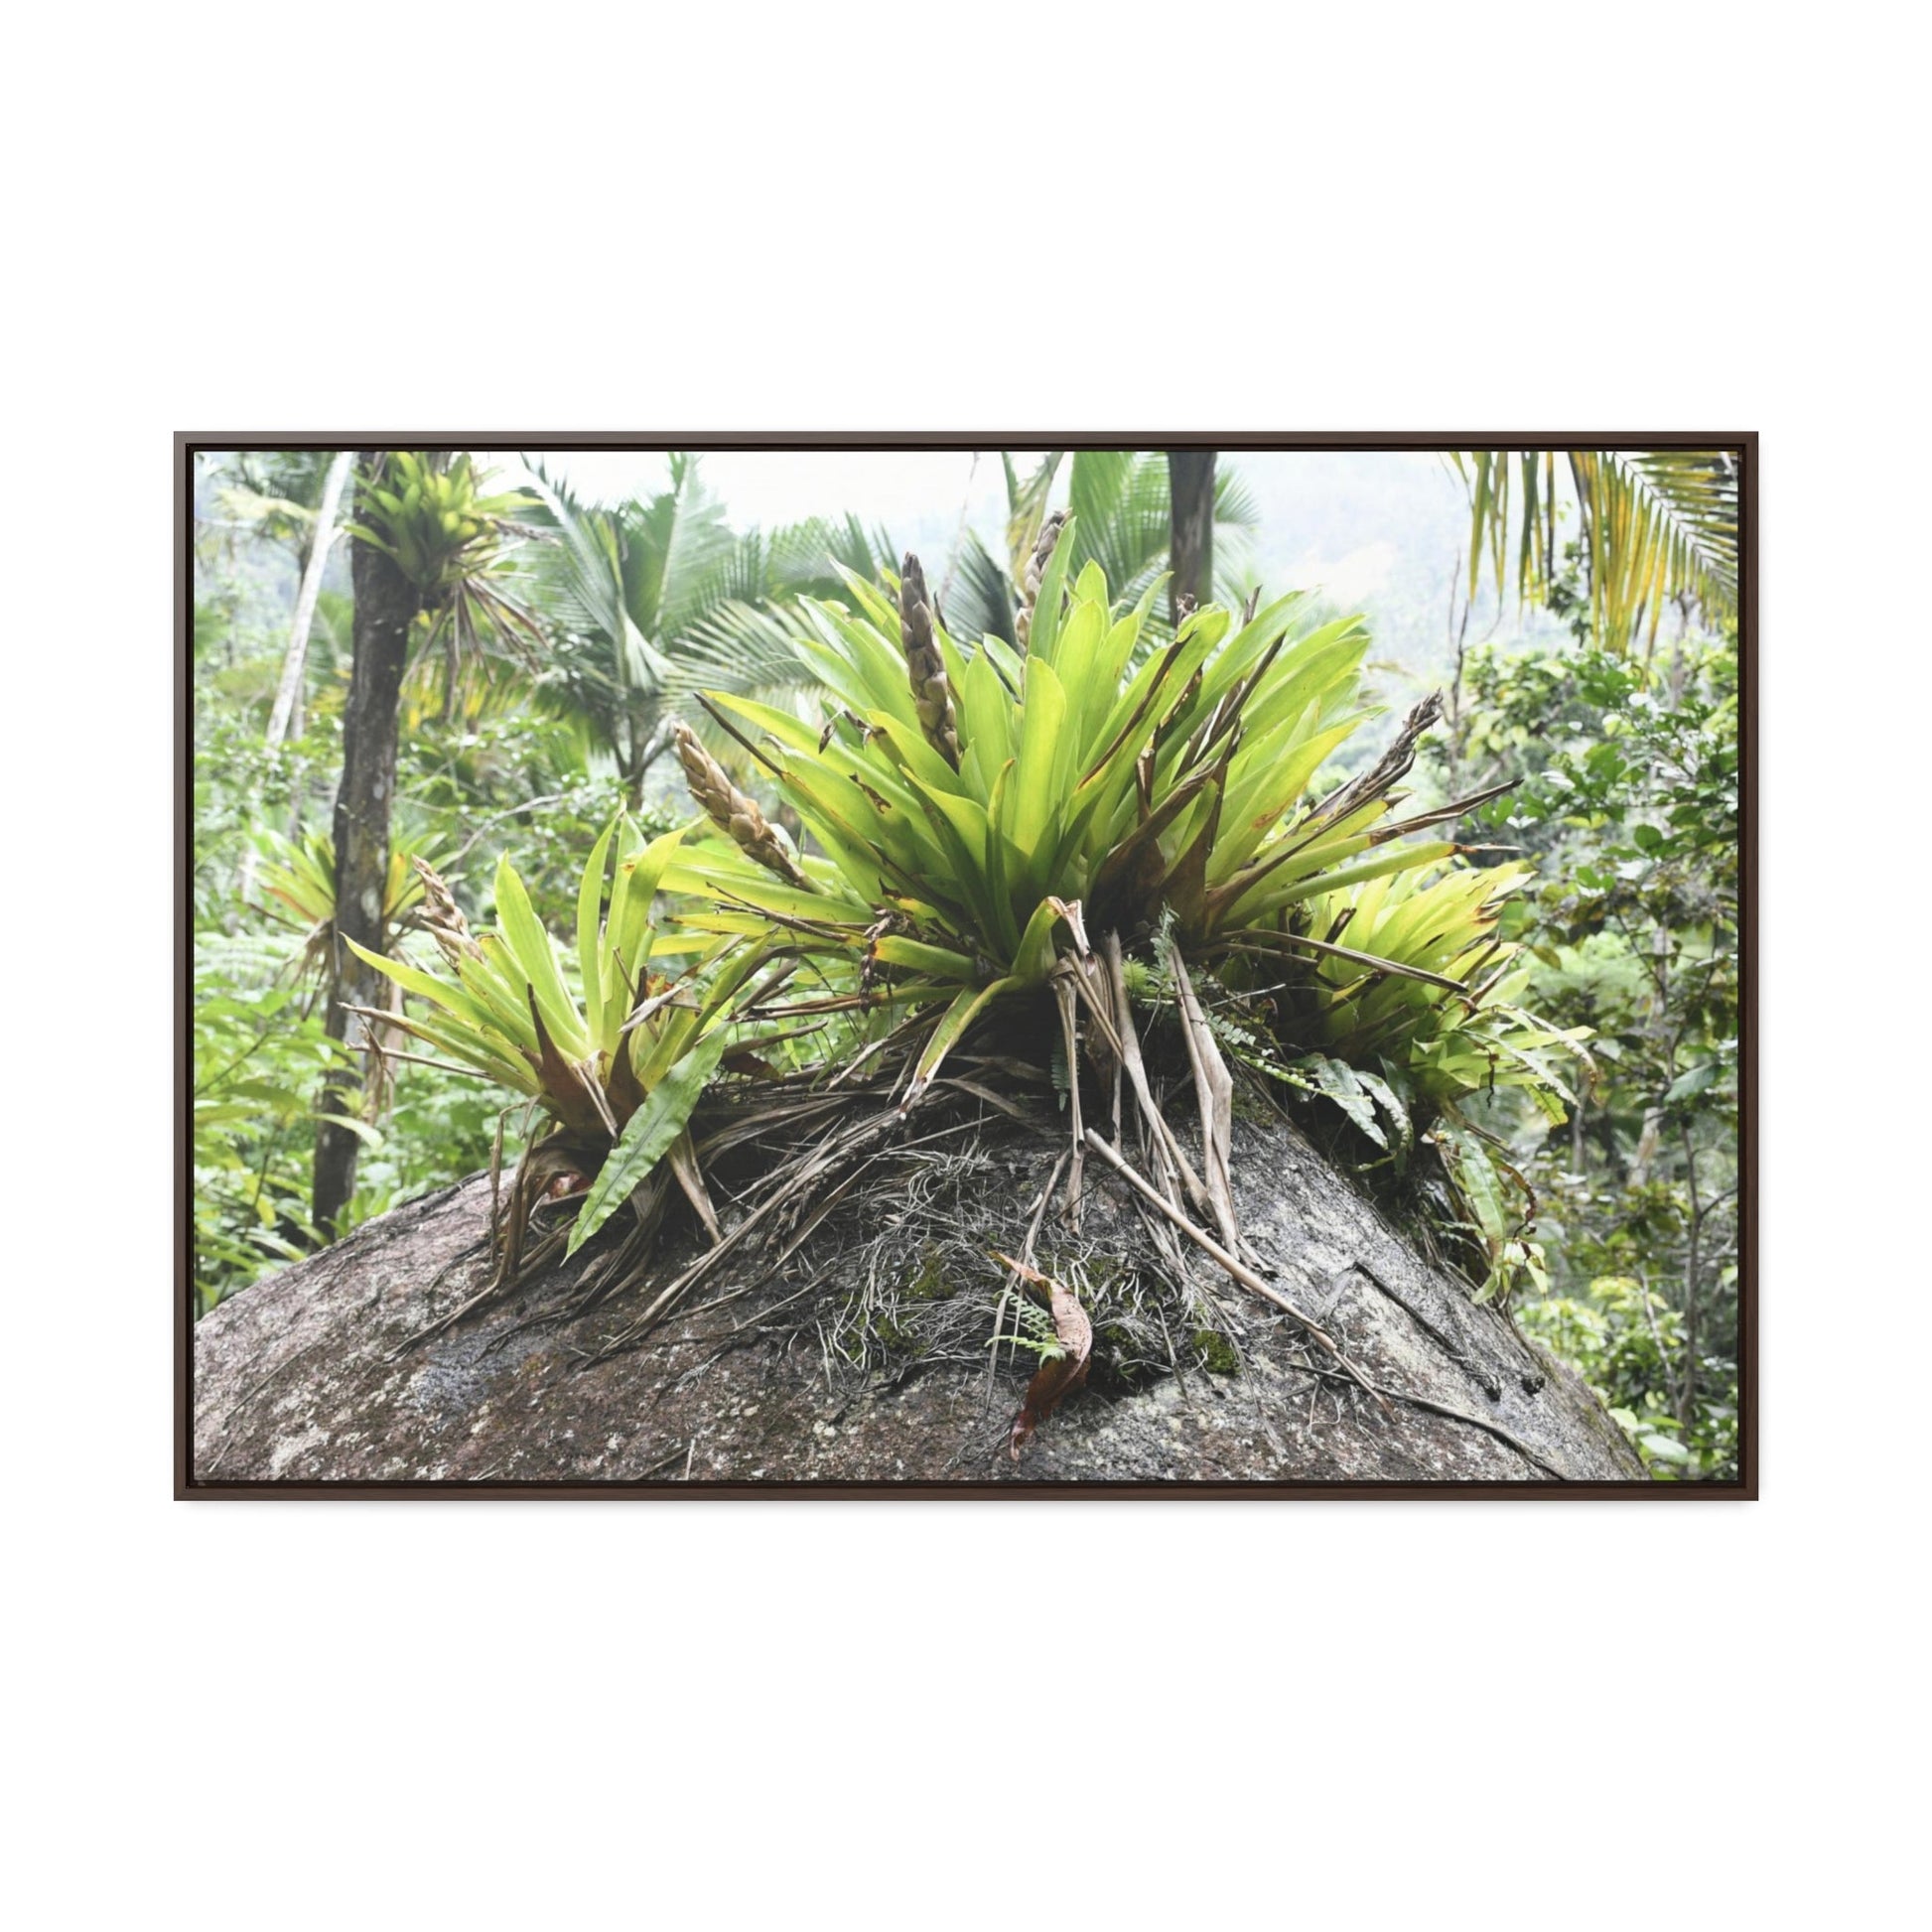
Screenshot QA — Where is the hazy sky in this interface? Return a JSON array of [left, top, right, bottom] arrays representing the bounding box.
[[529, 449, 1010, 532], [506, 447, 1531, 680], [527, 445, 1447, 545]]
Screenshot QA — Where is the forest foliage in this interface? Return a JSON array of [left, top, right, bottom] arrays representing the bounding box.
[[190, 446, 1741, 1479]]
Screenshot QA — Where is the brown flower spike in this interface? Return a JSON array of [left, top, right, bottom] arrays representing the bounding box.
[[673, 721, 810, 888], [897, 552, 960, 768], [410, 856, 483, 967], [1016, 509, 1067, 650]]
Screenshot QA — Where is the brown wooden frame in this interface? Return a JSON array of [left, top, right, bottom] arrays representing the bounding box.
[[175, 432, 1756, 1499]]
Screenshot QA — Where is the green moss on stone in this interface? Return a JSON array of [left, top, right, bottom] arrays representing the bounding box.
[[903, 1245, 957, 1302], [1192, 1328, 1239, 1375]]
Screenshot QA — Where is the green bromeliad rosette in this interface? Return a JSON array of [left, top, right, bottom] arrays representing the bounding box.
[[342, 818, 769, 1304], [658, 519, 1588, 1301]]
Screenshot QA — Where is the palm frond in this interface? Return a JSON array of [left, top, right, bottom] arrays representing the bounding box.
[[521, 465, 663, 700], [1066, 452, 1173, 599], [1574, 450, 1739, 651], [624, 460, 738, 638], [768, 512, 896, 593], [1212, 463, 1262, 534], [939, 528, 1019, 647], [1456, 448, 1740, 652], [664, 599, 822, 710], [1061, 452, 1262, 624]]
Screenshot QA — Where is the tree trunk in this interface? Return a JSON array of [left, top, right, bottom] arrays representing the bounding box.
[[264, 449, 355, 754], [1168, 449, 1216, 627], [236, 449, 356, 904], [312, 458, 417, 1239], [204, 1110, 1645, 1487]]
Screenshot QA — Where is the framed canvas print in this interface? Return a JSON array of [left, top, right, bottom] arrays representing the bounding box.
[[178, 435, 1753, 1496]]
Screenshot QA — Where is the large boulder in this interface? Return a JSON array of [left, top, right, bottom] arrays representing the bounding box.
[[191, 1111, 1643, 1486]]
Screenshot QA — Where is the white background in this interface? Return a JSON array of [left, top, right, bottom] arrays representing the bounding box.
[[7, 4, 1923, 1927]]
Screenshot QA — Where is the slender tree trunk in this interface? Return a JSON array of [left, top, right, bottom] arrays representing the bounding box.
[[1168, 450, 1216, 627], [239, 450, 356, 903], [1679, 1124, 1703, 1430], [314, 457, 418, 1240], [623, 696, 658, 810], [266, 451, 355, 752]]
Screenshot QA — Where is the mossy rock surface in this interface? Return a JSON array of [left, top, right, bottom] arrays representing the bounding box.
[[192, 1111, 1643, 1488]]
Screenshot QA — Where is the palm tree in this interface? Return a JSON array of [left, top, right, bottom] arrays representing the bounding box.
[[521, 456, 895, 798]]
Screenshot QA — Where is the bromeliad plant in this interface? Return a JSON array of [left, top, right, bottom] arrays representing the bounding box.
[[252, 825, 456, 981], [343, 819, 763, 1298], [1295, 862, 1591, 1115], [345, 519, 1586, 1411], [251, 824, 467, 1121], [1282, 861, 1593, 1298], [659, 518, 1585, 1305], [666, 521, 1518, 1090]]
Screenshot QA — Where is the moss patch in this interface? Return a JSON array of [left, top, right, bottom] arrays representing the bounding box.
[[903, 1245, 957, 1303], [1191, 1328, 1240, 1375]]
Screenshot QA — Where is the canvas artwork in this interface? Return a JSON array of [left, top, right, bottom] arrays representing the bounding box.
[[179, 438, 1751, 1495]]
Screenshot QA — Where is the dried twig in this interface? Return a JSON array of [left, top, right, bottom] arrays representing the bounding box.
[[1306, 691, 1446, 831], [1099, 932, 1210, 1218], [1080, 1127, 1392, 1420], [1164, 936, 1244, 1261], [410, 856, 483, 965], [1051, 971, 1085, 1224]]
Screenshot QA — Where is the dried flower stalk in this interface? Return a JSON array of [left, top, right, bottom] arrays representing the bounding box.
[[897, 552, 960, 768], [411, 856, 483, 966], [1016, 509, 1067, 650], [673, 721, 810, 888]]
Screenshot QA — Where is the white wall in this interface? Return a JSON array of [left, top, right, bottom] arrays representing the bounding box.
[[9, 4, 1920, 1928]]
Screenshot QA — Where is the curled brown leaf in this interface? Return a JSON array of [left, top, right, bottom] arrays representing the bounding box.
[[996, 1252, 1094, 1461]]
